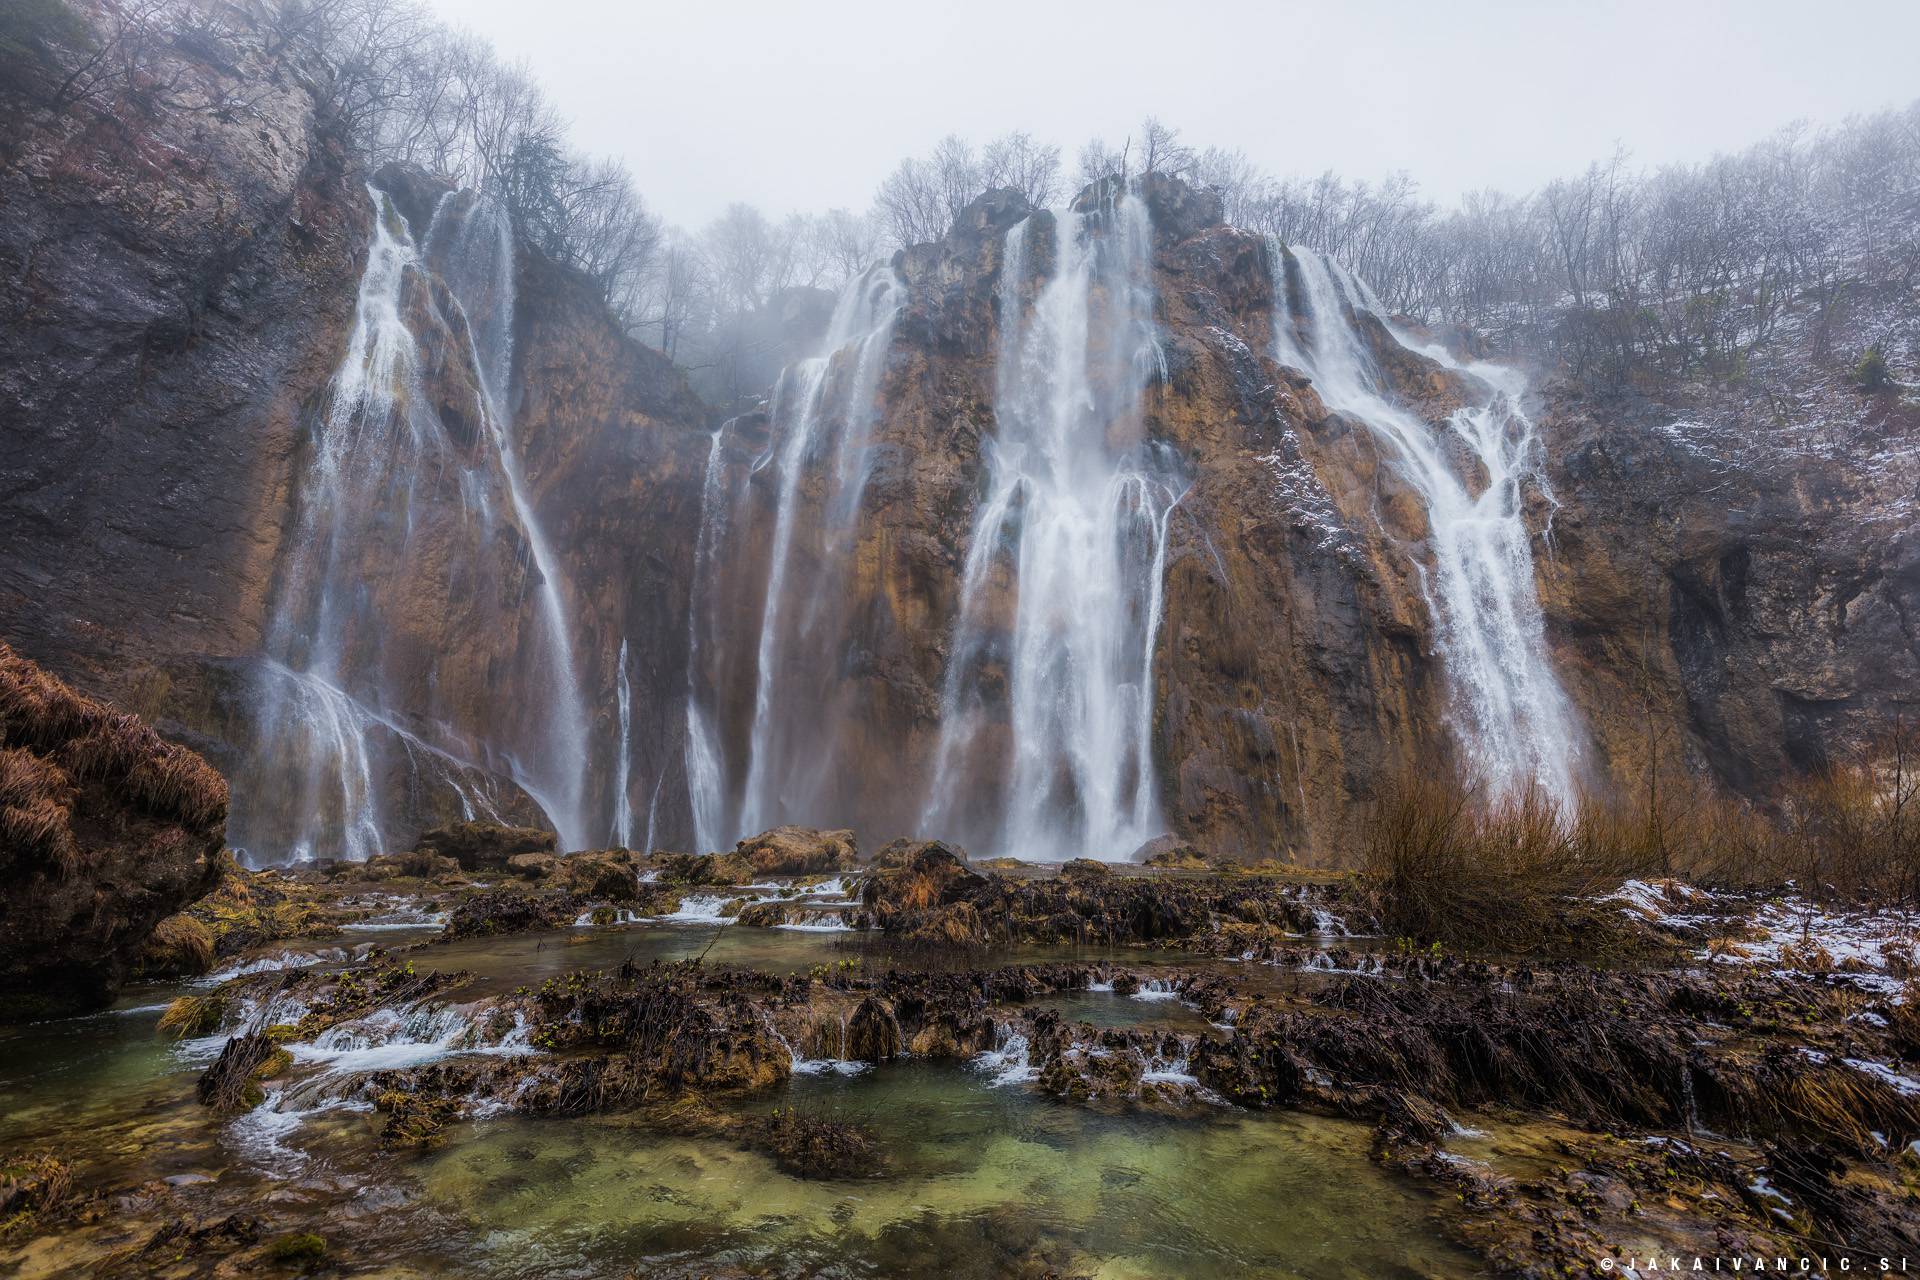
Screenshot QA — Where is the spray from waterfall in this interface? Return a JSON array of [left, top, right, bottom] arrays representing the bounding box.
[[1272, 245, 1582, 805], [249, 185, 594, 860], [922, 187, 1184, 861]]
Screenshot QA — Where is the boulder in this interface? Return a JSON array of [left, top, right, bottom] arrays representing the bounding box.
[[557, 851, 640, 901], [0, 644, 226, 1018], [506, 852, 559, 879], [415, 822, 556, 871], [731, 826, 859, 877], [1060, 858, 1112, 880]]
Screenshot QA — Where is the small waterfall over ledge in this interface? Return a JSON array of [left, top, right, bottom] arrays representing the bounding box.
[[922, 189, 1184, 860], [244, 185, 594, 861], [1272, 245, 1583, 804]]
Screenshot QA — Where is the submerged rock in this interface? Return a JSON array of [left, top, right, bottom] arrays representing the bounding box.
[[0, 644, 226, 1018]]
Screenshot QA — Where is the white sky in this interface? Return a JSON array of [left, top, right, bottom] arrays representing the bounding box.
[[426, 0, 1920, 230]]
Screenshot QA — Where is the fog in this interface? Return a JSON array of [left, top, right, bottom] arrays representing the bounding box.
[[424, 0, 1920, 227]]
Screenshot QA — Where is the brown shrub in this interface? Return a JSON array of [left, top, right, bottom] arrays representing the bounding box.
[[0, 643, 228, 832], [1359, 773, 1604, 953]]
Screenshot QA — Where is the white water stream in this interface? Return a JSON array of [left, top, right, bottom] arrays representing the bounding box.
[[1274, 246, 1582, 804]]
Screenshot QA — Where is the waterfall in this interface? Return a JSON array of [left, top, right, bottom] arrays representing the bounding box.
[[613, 638, 633, 847], [1273, 245, 1582, 804], [734, 265, 906, 839], [922, 189, 1184, 861], [247, 185, 594, 861], [422, 191, 593, 849], [683, 428, 733, 855]]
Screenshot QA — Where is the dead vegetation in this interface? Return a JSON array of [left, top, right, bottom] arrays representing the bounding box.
[[1363, 737, 1920, 952], [0, 642, 228, 834]]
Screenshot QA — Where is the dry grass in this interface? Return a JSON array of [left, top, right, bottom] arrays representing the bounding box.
[[1359, 774, 1611, 952], [0, 642, 227, 835], [137, 914, 215, 977], [1365, 728, 1920, 951], [0, 748, 76, 870], [157, 991, 229, 1039]]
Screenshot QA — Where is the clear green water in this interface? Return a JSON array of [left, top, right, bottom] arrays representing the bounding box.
[[408, 1063, 1478, 1279], [0, 941, 1480, 1278]]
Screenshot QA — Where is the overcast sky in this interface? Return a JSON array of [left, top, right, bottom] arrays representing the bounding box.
[[425, 0, 1920, 230]]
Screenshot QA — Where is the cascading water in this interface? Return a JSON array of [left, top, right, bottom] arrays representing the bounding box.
[[247, 185, 594, 860], [921, 188, 1185, 861], [681, 267, 907, 850], [683, 431, 731, 855], [735, 266, 907, 839], [1272, 245, 1582, 804], [612, 638, 634, 847]]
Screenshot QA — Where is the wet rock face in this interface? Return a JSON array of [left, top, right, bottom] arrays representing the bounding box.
[[0, 643, 226, 1017], [1535, 387, 1920, 793], [0, 11, 365, 721]]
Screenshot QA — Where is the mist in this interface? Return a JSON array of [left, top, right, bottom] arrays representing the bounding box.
[[427, 0, 1920, 227]]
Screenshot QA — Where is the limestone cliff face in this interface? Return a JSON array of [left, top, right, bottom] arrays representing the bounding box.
[[0, 13, 364, 728], [686, 178, 1915, 862], [511, 238, 715, 849], [2, 19, 1909, 865], [686, 179, 1469, 861], [1535, 388, 1920, 796], [0, 24, 712, 860]]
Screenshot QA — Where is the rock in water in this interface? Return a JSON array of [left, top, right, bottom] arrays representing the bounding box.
[[415, 821, 557, 870], [0, 643, 226, 1018], [730, 826, 860, 876]]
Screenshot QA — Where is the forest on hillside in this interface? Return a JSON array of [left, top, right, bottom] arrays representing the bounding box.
[[8, 0, 1915, 403]]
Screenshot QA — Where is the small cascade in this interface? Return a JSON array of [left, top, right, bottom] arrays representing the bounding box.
[[247, 184, 595, 861], [971, 1022, 1037, 1088], [1272, 245, 1583, 806], [922, 187, 1185, 861]]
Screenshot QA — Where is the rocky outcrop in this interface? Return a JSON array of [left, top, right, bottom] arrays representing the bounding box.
[[1535, 384, 1920, 797], [0, 643, 226, 1016], [0, 6, 366, 731], [415, 822, 555, 871], [729, 825, 859, 876]]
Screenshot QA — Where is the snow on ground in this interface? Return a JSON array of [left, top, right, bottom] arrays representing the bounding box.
[[1602, 879, 1919, 997]]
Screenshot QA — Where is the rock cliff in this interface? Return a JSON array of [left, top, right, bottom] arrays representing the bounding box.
[[1, 11, 1910, 864]]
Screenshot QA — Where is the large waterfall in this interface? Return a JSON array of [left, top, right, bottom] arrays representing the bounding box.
[[682, 191, 1183, 861], [244, 186, 594, 861], [921, 190, 1184, 860], [682, 265, 907, 850], [1273, 246, 1582, 804]]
